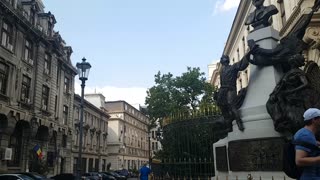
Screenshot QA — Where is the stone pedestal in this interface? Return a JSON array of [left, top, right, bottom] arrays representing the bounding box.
[[213, 27, 292, 180]]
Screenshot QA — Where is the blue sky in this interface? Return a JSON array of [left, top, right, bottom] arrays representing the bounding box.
[[43, 0, 239, 106]]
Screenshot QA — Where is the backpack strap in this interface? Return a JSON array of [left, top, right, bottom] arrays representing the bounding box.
[[292, 140, 320, 151]]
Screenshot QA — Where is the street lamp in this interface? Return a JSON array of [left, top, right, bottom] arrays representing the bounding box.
[[76, 57, 91, 180]]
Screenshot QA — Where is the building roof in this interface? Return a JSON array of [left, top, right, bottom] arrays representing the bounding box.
[[74, 94, 110, 118]]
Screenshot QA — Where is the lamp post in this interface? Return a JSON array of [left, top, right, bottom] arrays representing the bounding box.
[[76, 57, 91, 180]]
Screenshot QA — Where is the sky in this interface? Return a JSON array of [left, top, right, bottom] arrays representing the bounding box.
[[43, 0, 240, 107]]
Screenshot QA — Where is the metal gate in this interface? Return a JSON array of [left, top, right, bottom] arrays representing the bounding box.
[[153, 111, 224, 179]]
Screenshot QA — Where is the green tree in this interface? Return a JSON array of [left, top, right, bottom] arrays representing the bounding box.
[[145, 67, 217, 125]]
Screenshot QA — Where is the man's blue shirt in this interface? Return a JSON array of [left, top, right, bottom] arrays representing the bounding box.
[[139, 166, 151, 180], [294, 128, 320, 179]]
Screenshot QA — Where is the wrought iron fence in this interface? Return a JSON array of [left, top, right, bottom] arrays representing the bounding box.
[[152, 158, 214, 179], [154, 114, 224, 180]]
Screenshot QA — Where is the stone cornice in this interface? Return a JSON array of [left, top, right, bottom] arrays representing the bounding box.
[[279, 0, 304, 37], [223, 0, 251, 55]]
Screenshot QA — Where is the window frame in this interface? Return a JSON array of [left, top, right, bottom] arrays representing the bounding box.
[[24, 39, 33, 63], [63, 105, 69, 125], [21, 75, 31, 102], [44, 53, 51, 74], [41, 85, 49, 111], [64, 76, 70, 93], [1, 21, 14, 51]]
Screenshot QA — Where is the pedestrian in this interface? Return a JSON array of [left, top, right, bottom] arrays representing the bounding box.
[[138, 163, 151, 180], [294, 108, 320, 179]]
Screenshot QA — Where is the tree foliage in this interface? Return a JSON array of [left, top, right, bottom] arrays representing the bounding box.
[[145, 67, 217, 125]]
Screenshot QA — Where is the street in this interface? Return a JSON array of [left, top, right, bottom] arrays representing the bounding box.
[[127, 178, 138, 180]]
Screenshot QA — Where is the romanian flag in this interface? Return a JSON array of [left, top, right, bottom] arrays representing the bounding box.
[[33, 145, 43, 159]]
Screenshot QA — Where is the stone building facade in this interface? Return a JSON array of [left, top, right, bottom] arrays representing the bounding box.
[[149, 120, 162, 158], [0, 0, 77, 175], [103, 101, 149, 170], [209, 0, 320, 91], [72, 94, 109, 174]]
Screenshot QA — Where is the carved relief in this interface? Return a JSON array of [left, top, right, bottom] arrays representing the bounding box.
[[228, 138, 285, 171], [305, 27, 320, 50]]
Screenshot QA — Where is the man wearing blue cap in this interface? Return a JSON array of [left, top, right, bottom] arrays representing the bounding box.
[[294, 108, 320, 179]]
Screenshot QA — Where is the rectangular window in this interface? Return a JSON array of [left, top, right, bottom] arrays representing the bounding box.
[[29, 9, 36, 25], [0, 62, 9, 95], [237, 48, 240, 62], [42, 85, 49, 111], [95, 159, 99, 172], [63, 105, 68, 125], [242, 37, 246, 54], [47, 152, 54, 167], [73, 158, 78, 174], [1, 21, 13, 51], [64, 77, 70, 93], [89, 158, 94, 172], [278, 0, 286, 26], [6, 0, 14, 6], [21, 75, 31, 102], [47, 21, 52, 36], [24, 39, 33, 64], [62, 134, 67, 148], [103, 159, 106, 171], [152, 131, 155, 139], [44, 53, 51, 74]]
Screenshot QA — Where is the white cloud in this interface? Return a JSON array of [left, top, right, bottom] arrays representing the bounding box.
[[213, 0, 240, 14], [74, 82, 147, 109]]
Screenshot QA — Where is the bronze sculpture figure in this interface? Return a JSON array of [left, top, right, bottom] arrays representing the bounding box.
[[266, 55, 320, 133], [216, 55, 249, 132], [245, 0, 278, 31]]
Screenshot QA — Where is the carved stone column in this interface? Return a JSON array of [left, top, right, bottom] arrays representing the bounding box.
[[304, 26, 320, 63]]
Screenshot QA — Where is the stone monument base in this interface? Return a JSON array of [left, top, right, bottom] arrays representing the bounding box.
[[213, 122, 293, 180], [213, 172, 291, 180]]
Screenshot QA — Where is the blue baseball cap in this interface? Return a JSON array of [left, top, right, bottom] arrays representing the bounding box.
[[303, 108, 320, 121]]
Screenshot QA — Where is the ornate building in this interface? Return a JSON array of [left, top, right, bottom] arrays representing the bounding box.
[[209, 0, 320, 92], [104, 101, 149, 170], [149, 120, 162, 158], [72, 94, 109, 174], [0, 0, 77, 174]]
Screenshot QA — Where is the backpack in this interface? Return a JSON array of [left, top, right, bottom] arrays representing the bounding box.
[[283, 140, 319, 179]]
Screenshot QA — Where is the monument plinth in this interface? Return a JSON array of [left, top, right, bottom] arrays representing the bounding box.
[[213, 27, 291, 180]]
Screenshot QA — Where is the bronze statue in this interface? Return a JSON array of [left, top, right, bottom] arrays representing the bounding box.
[[248, 0, 320, 71], [216, 55, 249, 132], [266, 55, 320, 133], [245, 0, 278, 31]]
